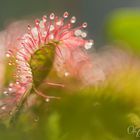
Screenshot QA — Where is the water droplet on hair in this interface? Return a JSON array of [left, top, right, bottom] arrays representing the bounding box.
[[50, 25, 55, 31], [70, 16, 76, 23], [8, 62, 12, 66], [32, 27, 38, 37], [9, 83, 13, 87], [56, 21, 61, 26], [1, 106, 6, 110], [16, 81, 20, 85], [49, 34, 54, 40], [35, 19, 40, 26], [82, 22, 88, 28], [64, 72, 69, 77], [50, 13, 55, 20], [39, 21, 44, 28], [27, 25, 31, 31], [84, 40, 94, 50], [45, 98, 50, 102], [43, 15, 47, 22], [63, 11, 69, 18], [6, 53, 11, 58], [74, 29, 82, 36], [8, 87, 12, 92], [81, 32, 87, 38], [3, 91, 9, 95]]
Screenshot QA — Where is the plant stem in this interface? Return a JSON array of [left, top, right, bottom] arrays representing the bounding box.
[[8, 84, 32, 126]]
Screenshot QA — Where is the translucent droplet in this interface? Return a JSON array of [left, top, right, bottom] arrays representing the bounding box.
[[32, 27, 38, 37], [50, 25, 55, 31], [9, 83, 13, 87], [35, 19, 40, 26], [8, 62, 12, 66], [27, 25, 31, 31], [43, 15, 47, 22], [6, 53, 10, 58], [3, 91, 9, 95], [70, 16, 76, 23], [49, 34, 54, 39], [56, 20, 62, 26], [45, 98, 50, 102], [74, 29, 82, 36], [43, 31, 47, 37], [82, 22, 88, 28], [8, 87, 12, 92], [39, 21, 44, 28], [63, 11, 69, 18], [84, 40, 94, 50], [81, 32, 87, 38], [50, 13, 55, 20], [15, 59, 18, 63], [1, 106, 6, 110], [16, 81, 20, 85], [64, 72, 69, 77]]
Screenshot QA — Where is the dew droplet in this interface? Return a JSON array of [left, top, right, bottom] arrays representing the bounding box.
[[64, 72, 69, 77], [45, 98, 50, 102], [8, 62, 12, 66], [50, 25, 55, 31], [8, 87, 12, 92], [15, 59, 18, 63], [49, 34, 54, 40], [6, 53, 11, 58], [27, 25, 31, 31], [82, 22, 88, 28], [84, 40, 94, 50], [3, 91, 8, 95], [81, 32, 87, 38], [74, 29, 82, 36], [56, 20, 62, 26], [39, 21, 44, 28], [50, 13, 55, 20], [43, 31, 47, 37], [35, 19, 40, 26], [9, 83, 13, 87], [16, 81, 20, 85], [1, 106, 6, 110], [63, 11, 69, 18], [32, 27, 38, 37], [70, 16, 76, 23], [43, 15, 47, 22]]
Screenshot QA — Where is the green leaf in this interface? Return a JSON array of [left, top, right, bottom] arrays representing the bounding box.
[[30, 41, 57, 87]]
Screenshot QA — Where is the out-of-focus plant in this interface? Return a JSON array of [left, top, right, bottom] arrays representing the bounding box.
[[106, 9, 140, 55], [0, 10, 140, 140]]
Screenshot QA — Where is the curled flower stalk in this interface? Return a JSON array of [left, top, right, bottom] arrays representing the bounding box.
[[0, 12, 94, 124]]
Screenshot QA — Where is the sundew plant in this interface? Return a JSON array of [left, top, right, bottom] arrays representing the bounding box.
[[0, 10, 140, 140]]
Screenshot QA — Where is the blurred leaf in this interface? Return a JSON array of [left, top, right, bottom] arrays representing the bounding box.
[[106, 9, 140, 54]]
